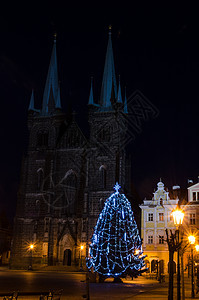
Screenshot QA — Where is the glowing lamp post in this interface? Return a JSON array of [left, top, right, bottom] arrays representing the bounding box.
[[172, 209, 184, 226], [80, 245, 84, 270], [29, 244, 34, 270], [172, 208, 184, 300], [188, 235, 196, 298]]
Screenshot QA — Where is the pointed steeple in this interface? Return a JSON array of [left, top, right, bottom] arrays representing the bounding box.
[[28, 89, 35, 111], [124, 87, 128, 113], [100, 26, 117, 108], [42, 34, 60, 114], [88, 77, 94, 105], [117, 75, 122, 104], [56, 83, 61, 109]]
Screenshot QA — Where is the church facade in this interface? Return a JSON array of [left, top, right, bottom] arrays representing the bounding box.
[[10, 30, 130, 269]]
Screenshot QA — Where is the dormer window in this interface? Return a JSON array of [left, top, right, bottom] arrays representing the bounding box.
[[192, 192, 199, 201]]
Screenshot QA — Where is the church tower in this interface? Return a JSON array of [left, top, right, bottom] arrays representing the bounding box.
[[86, 27, 129, 238], [10, 30, 130, 269]]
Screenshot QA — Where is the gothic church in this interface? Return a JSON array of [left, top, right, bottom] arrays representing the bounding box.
[[10, 29, 130, 268]]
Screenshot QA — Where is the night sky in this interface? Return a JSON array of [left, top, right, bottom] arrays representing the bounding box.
[[1, 2, 199, 221]]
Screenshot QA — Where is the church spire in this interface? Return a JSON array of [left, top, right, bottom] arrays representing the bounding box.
[[100, 26, 117, 108], [28, 89, 35, 111], [117, 75, 122, 104], [88, 77, 94, 105], [42, 34, 61, 114], [124, 87, 128, 113], [56, 83, 61, 109]]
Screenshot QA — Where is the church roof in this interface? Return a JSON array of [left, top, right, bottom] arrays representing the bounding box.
[[100, 27, 117, 109], [42, 36, 61, 114]]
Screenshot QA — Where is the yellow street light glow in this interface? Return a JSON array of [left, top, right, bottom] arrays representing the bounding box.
[[80, 245, 84, 250], [134, 249, 140, 255], [172, 209, 184, 225], [29, 244, 34, 250], [188, 235, 196, 245], [195, 245, 199, 252]]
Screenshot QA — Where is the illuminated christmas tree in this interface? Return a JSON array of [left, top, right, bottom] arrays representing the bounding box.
[[87, 183, 146, 278]]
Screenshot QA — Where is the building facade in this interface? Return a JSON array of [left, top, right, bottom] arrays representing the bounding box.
[[10, 31, 130, 269], [139, 180, 179, 274], [182, 182, 199, 269], [140, 179, 199, 275]]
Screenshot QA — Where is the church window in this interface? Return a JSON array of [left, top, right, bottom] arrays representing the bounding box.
[[148, 235, 153, 244], [37, 168, 44, 190], [100, 198, 104, 210], [98, 127, 110, 142], [34, 221, 38, 232], [148, 213, 153, 222], [37, 132, 48, 147], [99, 166, 107, 189], [190, 213, 196, 225], [159, 236, 164, 244], [160, 198, 163, 206], [159, 213, 164, 221], [62, 171, 77, 215], [44, 218, 49, 232]]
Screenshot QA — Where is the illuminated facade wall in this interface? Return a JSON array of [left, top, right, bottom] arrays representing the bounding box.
[[140, 180, 178, 274]]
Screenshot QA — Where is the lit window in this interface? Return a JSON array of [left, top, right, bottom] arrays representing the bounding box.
[[190, 213, 196, 225], [148, 236, 153, 244], [159, 213, 164, 221], [159, 236, 164, 244], [148, 213, 153, 222]]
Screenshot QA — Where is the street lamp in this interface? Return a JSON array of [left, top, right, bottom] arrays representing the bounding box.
[[172, 207, 184, 300], [188, 235, 196, 298], [28, 244, 34, 270], [80, 245, 84, 270]]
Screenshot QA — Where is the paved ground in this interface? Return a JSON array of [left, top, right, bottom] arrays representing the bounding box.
[[0, 268, 160, 299], [0, 267, 199, 299]]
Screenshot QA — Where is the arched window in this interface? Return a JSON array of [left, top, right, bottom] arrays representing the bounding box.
[[99, 165, 107, 189], [100, 198, 104, 210], [37, 168, 44, 190], [37, 131, 49, 147], [35, 200, 40, 216]]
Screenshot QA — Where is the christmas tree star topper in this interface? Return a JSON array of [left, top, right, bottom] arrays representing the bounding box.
[[114, 182, 121, 194]]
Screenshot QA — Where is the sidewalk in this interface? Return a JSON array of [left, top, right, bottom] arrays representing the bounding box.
[[131, 275, 199, 299]]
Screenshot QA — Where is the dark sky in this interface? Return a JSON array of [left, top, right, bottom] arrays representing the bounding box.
[[0, 2, 199, 220]]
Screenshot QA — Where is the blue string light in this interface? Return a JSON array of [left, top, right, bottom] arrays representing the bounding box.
[[87, 184, 146, 278]]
